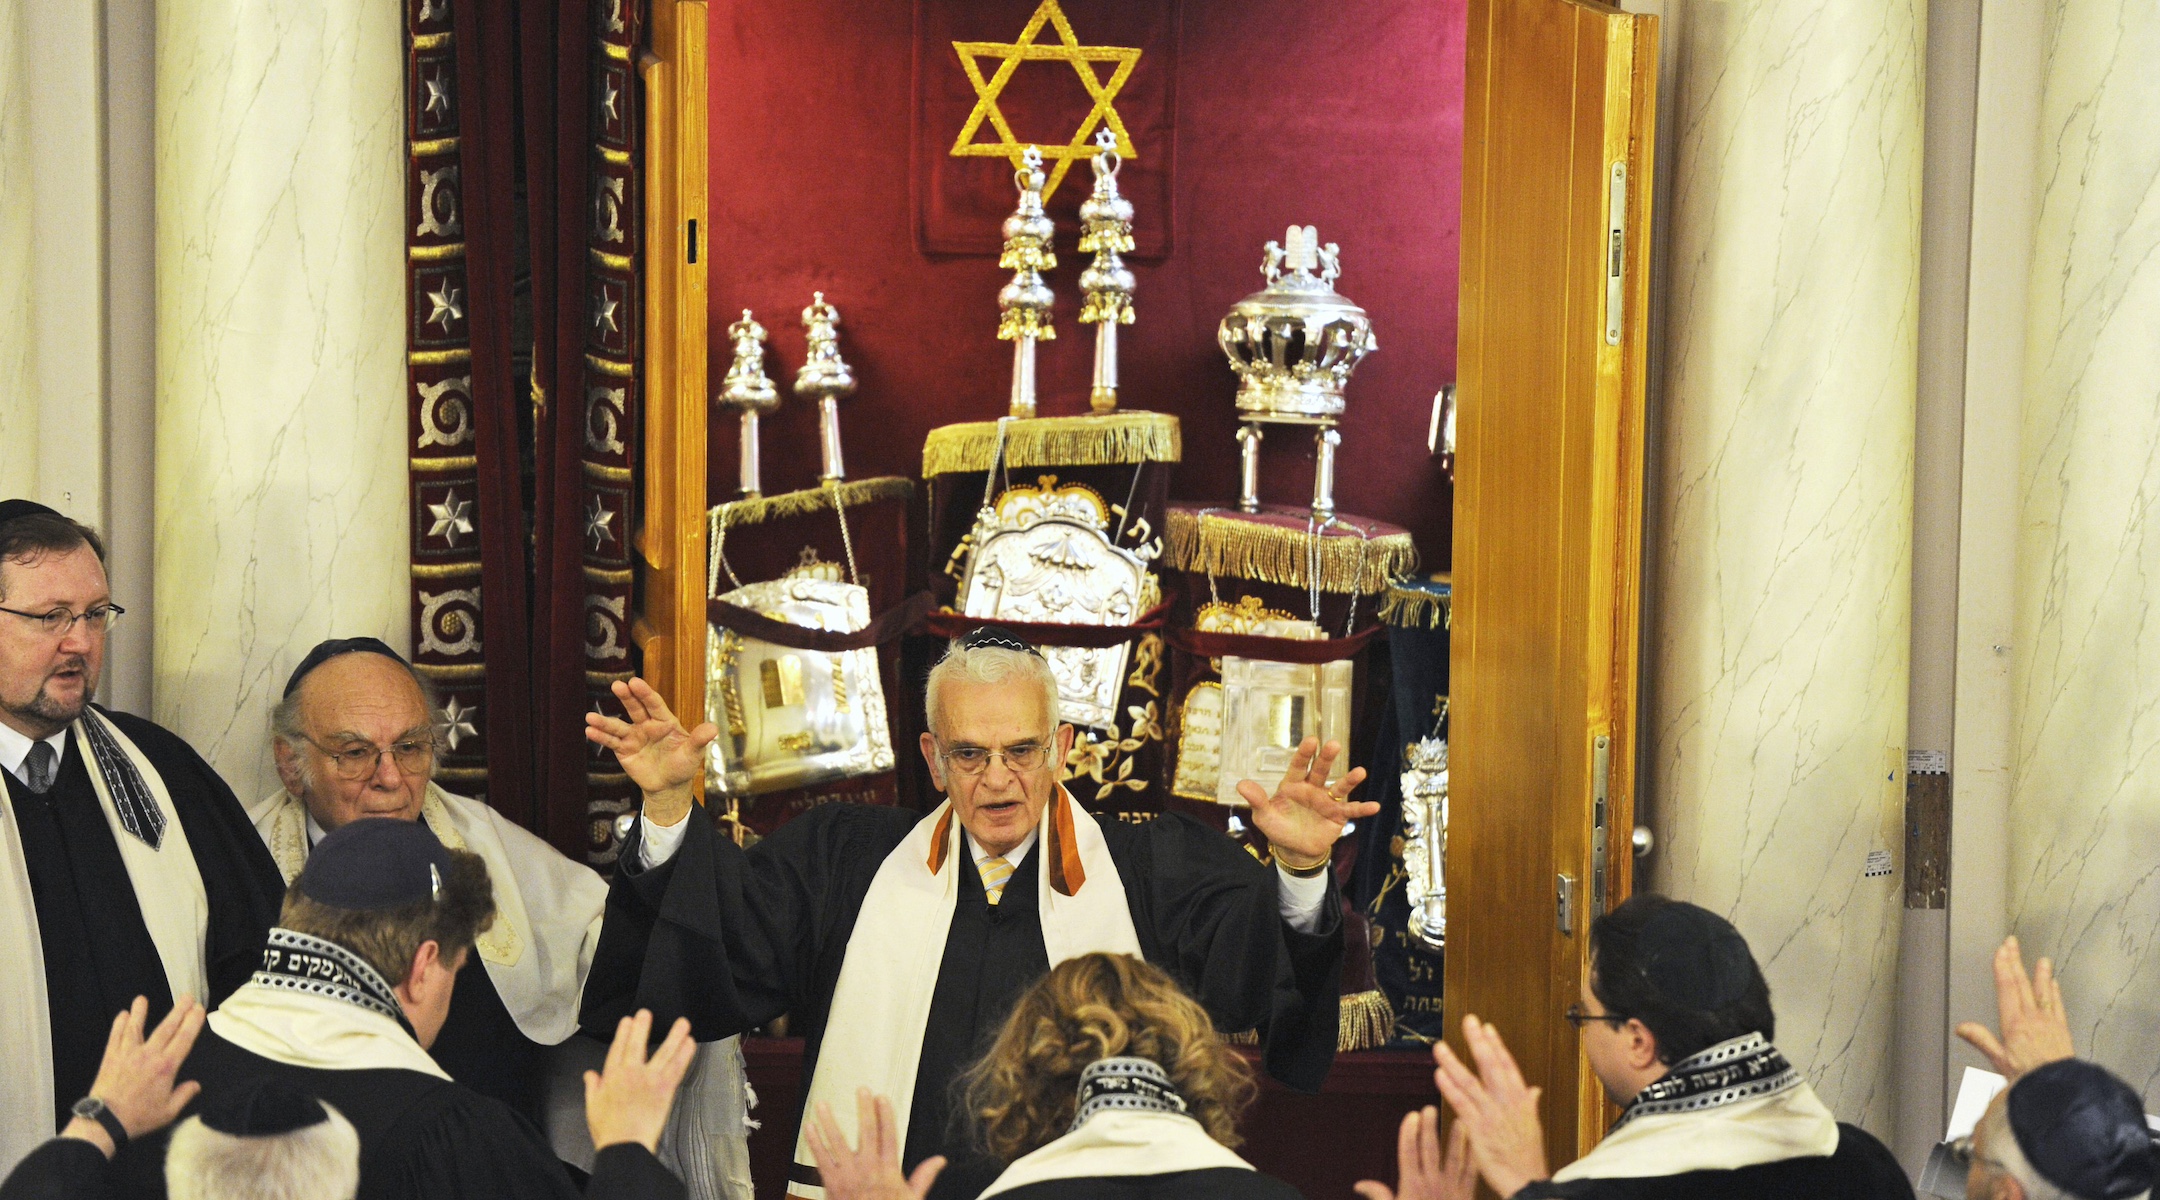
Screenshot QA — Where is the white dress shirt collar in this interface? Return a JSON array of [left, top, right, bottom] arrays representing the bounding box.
[[0, 721, 67, 787]]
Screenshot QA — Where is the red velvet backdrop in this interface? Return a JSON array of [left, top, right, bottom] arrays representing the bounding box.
[[706, 0, 1464, 562]]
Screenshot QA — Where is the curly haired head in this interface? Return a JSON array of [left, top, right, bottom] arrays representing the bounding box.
[[963, 953, 1254, 1162]]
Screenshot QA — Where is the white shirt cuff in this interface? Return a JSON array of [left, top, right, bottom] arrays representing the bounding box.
[[1275, 862, 1331, 934], [636, 810, 691, 868]]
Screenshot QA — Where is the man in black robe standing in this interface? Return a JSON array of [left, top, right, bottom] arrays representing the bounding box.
[[0, 500, 283, 1177], [582, 627, 1377, 1200]]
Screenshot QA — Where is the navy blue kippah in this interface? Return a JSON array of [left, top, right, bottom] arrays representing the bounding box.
[[0, 499, 63, 527], [1637, 901, 1756, 1011], [198, 1080, 330, 1138], [295, 818, 452, 911], [955, 625, 1042, 657], [2009, 1059, 2155, 1200], [283, 636, 409, 698]]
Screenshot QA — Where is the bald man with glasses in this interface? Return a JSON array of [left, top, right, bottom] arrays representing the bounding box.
[[0, 498, 285, 1180]]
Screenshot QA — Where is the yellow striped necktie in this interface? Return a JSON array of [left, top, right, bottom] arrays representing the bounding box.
[[979, 855, 1015, 905]]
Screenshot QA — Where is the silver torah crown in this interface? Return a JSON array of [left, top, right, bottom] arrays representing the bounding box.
[[1217, 225, 1377, 422]]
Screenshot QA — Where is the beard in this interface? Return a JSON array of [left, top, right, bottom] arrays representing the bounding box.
[[6, 656, 94, 730]]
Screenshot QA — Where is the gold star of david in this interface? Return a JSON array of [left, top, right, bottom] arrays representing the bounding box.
[[950, 0, 1141, 200]]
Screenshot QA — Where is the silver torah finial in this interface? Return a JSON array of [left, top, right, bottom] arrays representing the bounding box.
[[794, 292, 856, 482], [717, 310, 781, 498], [1217, 225, 1377, 517], [997, 146, 1055, 419], [1400, 734, 1448, 950], [1077, 127, 1136, 414]]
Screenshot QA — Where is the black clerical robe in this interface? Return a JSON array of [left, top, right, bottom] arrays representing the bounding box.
[[1515, 1123, 1914, 1200], [0, 709, 283, 1131], [995, 1170, 1305, 1200], [96, 1029, 684, 1200], [585, 803, 1344, 1200]]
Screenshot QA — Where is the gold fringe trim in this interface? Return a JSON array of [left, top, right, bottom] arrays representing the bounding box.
[[435, 767, 488, 784], [921, 411, 1181, 477], [1339, 989, 1396, 1052], [1379, 576, 1453, 630], [709, 476, 914, 530], [411, 137, 459, 158], [414, 662, 485, 681], [410, 242, 465, 262], [1162, 510, 1417, 595], [1219, 1028, 1260, 1046]]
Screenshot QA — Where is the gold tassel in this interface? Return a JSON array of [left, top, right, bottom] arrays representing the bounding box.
[[922, 411, 1182, 477], [1337, 989, 1397, 1052], [708, 476, 913, 530], [1163, 509, 1418, 595], [1379, 576, 1454, 630]]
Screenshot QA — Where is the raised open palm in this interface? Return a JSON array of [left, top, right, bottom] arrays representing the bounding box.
[[1237, 737, 1377, 862], [583, 677, 716, 807]]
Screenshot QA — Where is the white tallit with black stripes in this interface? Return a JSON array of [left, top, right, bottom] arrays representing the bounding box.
[[0, 709, 209, 1176]]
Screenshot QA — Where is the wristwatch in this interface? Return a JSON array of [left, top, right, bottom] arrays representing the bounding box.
[[70, 1096, 128, 1150]]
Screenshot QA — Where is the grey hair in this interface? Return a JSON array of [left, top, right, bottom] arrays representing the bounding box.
[[924, 640, 1060, 741], [270, 653, 445, 749], [166, 1101, 361, 1200], [1977, 1098, 2071, 1200]]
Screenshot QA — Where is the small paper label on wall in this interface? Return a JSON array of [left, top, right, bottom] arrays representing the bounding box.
[[1864, 849, 1895, 879], [1908, 749, 1948, 774]]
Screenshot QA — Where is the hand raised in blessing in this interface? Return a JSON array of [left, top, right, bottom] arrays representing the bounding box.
[[1955, 935, 2075, 1081], [805, 1088, 946, 1200], [585, 1009, 698, 1153], [1237, 737, 1377, 864], [1355, 1104, 1475, 1200], [67, 995, 206, 1157], [1431, 1016, 1550, 1199], [584, 677, 717, 825]]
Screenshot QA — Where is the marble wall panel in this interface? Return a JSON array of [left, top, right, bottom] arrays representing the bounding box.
[[152, 0, 407, 800], [2005, 0, 2160, 1103], [1647, 0, 1922, 1132], [0, 0, 34, 501]]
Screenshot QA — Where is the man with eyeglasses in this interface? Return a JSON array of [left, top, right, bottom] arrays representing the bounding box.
[[581, 625, 1377, 1200], [246, 637, 750, 1189], [1386, 895, 1912, 1199], [0, 498, 284, 1178]]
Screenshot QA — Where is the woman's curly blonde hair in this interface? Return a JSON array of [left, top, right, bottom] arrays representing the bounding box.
[[962, 952, 1255, 1162]]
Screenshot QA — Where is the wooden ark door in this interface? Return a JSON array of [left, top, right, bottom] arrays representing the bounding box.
[[637, 0, 712, 734], [1446, 0, 1655, 1166]]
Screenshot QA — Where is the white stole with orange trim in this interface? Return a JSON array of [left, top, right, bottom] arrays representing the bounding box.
[[788, 787, 1141, 1200]]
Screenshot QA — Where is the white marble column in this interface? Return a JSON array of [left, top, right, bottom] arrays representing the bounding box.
[[153, 0, 409, 800], [2005, 0, 2160, 1105], [0, 0, 32, 501], [1647, 0, 1922, 1132]]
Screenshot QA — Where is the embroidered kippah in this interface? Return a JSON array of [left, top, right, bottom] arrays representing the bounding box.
[[296, 817, 453, 911], [197, 1079, 331, 1138], [283, 636, 410, 698], [0, 498, 63, 526], [2009, 1059, 2156, 1200], [954, 625, 1042, 657], [1635, 901, 1756, 1011]]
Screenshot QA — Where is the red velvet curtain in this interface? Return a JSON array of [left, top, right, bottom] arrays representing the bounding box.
[[406, 0, 644, 863]]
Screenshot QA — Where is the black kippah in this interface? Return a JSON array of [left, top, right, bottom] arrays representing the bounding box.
[[295, 818, 453, 911], [283, 637, 409, 698], [2009, 1059, 2155, 1200], [1636, 901, 1756, 1011], [198, 1080, 330, 1138], [955, 625, 1042, 657], [0, 499, 64, 527]]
